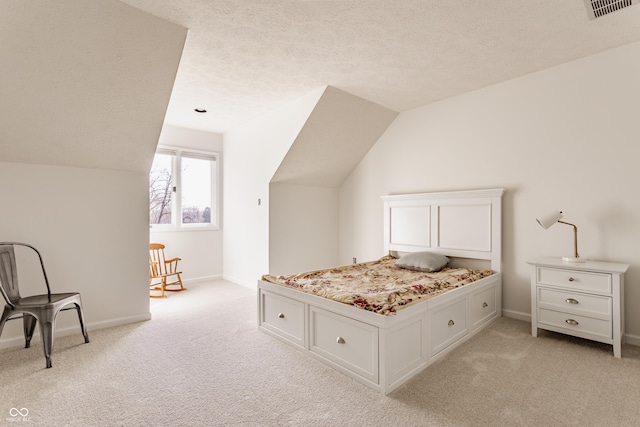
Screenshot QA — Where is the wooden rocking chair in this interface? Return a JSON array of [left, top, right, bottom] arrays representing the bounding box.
[[149, 243, 186, 298]]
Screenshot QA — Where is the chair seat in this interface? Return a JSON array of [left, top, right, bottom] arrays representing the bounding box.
[[9, 293, 81, 308]]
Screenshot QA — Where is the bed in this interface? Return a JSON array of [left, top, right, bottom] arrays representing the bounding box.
[[257, 188, 504, 394]]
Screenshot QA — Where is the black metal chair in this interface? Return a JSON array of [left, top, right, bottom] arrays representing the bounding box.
[[0, 242, 89, 368]]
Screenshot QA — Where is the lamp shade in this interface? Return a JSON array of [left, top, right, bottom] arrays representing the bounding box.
[[536, 211, 563, 229]]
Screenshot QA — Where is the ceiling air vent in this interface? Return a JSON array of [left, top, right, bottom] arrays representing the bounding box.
[[584, 0, 640, 19]]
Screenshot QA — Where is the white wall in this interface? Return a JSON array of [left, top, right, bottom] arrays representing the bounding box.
[[150, 125, 224, 282], [266, 87, 396, 277], [269, 183, 339, 276], [223, 87, 326, 287], [0, 161, 149, 348], [339, 41, 640, 340]]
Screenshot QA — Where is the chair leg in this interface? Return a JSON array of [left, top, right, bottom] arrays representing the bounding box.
[[177, 273, 186, 291], [39, 319, 54, 369], [75, 304, 90, 344], [162, 275, 186, 293], [0, 308, 10, 341], [23, 314, 37, 348], [149, 281, 167, 298]]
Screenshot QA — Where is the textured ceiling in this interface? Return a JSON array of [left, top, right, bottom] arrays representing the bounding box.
[[119, 0, 640, 134]]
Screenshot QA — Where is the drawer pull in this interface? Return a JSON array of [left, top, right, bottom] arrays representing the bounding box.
[[482, 302, 488, 308], [336, 337, 345, 344], [568, 277, 575, 282], [448, 320, 455, 326], [278, 313, 285, 319], [565, 319, 579, 326], [565, 298, 579, 304]]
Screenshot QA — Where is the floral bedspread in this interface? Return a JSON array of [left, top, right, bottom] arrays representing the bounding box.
[[261, 256, 493, 315]]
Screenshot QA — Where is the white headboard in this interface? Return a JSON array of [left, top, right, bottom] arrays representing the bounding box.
[[381, 188, 504, 272]]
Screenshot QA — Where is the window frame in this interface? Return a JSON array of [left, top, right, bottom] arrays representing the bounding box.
[[149, 146, 219, 231]]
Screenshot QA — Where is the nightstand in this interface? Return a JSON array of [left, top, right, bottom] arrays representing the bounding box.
[[528, 257, 629, 357]]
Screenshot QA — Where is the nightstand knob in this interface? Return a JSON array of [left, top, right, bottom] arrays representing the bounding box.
[[336, 337, 345, 344], [565, 298, 579, 304], [448, 320, 455, 326], [568, 277, 575, 282], [565, 319, 579, 326], [482, 302, 488, 308], [278, 313, 285, 319]]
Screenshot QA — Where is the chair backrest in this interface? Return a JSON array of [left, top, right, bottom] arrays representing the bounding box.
[[149, 243, 168, 278], [0, 243, 20, 304], [0, 242, 52, 307]]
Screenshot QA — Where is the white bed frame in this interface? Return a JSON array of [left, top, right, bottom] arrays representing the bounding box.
[[258, 188, 504, 394]]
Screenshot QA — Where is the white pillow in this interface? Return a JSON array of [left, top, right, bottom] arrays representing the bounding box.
[[395, 252, 449, 272]]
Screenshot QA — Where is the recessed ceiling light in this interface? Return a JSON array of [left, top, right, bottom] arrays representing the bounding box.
[[194, 108, 207, 113]]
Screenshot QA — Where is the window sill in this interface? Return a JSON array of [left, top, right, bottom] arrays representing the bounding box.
[[150, 225, 220, 232]]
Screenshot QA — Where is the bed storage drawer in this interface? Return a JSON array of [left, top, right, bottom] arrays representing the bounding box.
[[259, 290, 305, 349], [430, 298, 468, 357], [309, 307, 379, 384], [470, 284, 497, 331]]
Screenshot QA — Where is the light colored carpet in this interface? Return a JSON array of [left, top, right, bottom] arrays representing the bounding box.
[[1, 280, 639, 426]]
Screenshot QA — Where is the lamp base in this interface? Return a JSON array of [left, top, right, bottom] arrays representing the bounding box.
[[562, 256, 586, 263]]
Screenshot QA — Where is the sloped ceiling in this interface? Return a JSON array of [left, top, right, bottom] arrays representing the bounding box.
[[271, 86, 397, 188], [118, 0, 640, 134], [0, 0, 186, 173]]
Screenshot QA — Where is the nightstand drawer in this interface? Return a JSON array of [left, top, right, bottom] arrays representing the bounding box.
[[537, 267, 611, 294], [538, 288, 611, 317], [538, 308, 611, 339]]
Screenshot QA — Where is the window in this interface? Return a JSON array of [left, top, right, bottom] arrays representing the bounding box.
[[149, 148, 218, 229]]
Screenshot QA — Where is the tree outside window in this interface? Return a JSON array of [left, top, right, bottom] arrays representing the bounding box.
[[149, 149, 218, 228], [149, 153, 173, 224]]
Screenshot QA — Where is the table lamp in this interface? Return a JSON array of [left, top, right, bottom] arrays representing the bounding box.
[[536, 211, 584, 263]]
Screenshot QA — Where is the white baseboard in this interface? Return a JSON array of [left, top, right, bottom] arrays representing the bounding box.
[[502, 309, 530, 322], [88, 313, 151, 330], [222, 274, 255, 290], [182, 274, 222, 285], [624, 332, 640, 346], [0, 313, 151, 350]]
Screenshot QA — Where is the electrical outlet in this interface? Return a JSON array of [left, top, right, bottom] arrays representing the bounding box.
[[352, 257, 357, 264], [258, 198, 261, 206]]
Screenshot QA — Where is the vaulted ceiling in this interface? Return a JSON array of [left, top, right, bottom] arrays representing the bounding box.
[[118, 0, 640, 134], [4, 0, 640, 177], [0, 0, 186, 173]]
